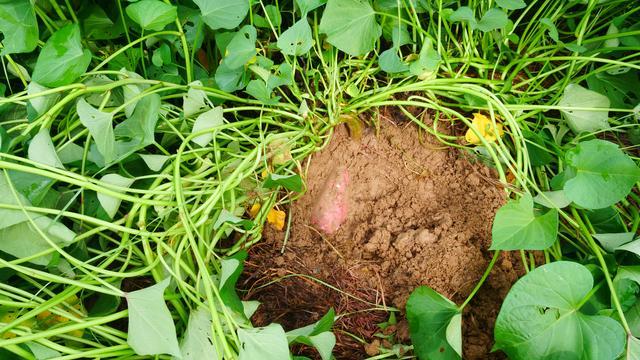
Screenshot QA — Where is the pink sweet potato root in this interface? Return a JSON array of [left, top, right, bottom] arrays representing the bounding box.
[[311, 166, 349, 234]]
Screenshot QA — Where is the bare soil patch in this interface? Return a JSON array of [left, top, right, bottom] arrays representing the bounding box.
[[240, 114, 521, 359]]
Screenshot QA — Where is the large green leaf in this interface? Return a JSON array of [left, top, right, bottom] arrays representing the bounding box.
[[97, 174, 134, 219], [449, 7, 476, 27], [263, 173, 303, 192], [237, 323, 290, 360], [193, 0, 249, 30], [119, 69, 149, 118], [406, 286, 461, 360], [476, 8, 509, 32], [126, 0, 176, 32], [319, 0, 382, 56], [586, 69, 640, 109], [494, 261, 626, 359], [32, 24, 92, 88], [76, 98, 117, 164], [0, 176, 75, 266], [558, 84, 610, 133], [180, 307, 219, 360], [214, 62, 248, 92], [139, 154, 169, 172], [564, 139, 640, 209], [379, 48, 409, 74], [222, 26, 257, 70], [28, 129, 64, 169], [191, 107, 225, 147], [409, 39, 441, 79], [0, 0, 38, 55], [114, 93, 161, 159], [126, 278, 181, 357], [277, 19, 313, 56], [490, 193, 558, 250]]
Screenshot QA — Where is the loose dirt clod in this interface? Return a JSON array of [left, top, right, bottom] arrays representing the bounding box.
[[241, 113, 520, 359]]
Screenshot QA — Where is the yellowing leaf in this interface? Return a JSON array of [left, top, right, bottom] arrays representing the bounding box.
[[1, 312, 36, 339], [249, 203, 261, 218], [267, 209, 286, 231], [464, 113, 505, 145], [35, 295, 86, 337], [1, 312, 18, 339], [268, 139, 292, 165]]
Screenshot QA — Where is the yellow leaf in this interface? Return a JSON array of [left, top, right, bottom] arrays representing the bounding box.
[[267, 209, 286, 231], [249, 203, 261, 218], [464, 113, 505, 145], [1, 312, 17, 339], [0, 312, 35, 339]]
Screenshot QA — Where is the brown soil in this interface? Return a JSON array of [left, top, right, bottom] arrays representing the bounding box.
[[240, 114, 521, 359]]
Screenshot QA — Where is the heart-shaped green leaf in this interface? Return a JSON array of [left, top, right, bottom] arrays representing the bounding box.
[[191, 107, 225, 147], [558, 84, 610, 133], [222, 25, 257, 70], [491, 193, 559, 250], [406, 286, 461, 360], [564, 139, 640, 209], [126, 0, 176, 32], [0, 176, 75, 266], [32, 24, 91, 87], [194, 0, 249, 30], [180, 307, 219, 360], [494, 261, 626, 359], [319, 0, 381, 56], [277, 18, 313, 56], [126, 278, 181, 357], [28, 129, 64, 169], [0, 0, 38, 55], [76, 98, 117, 164], [97, 174, 135, 219], [409, 39, 441, 79], [475, 8, 508, 32], [379, 48, 409, 73], [238, 323, 290, 360]]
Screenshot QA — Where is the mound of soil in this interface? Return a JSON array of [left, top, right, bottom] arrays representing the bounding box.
[[240, 114, 521, 359]]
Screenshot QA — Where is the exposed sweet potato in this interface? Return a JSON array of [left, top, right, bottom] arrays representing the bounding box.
[[311, 166, 349, 234]]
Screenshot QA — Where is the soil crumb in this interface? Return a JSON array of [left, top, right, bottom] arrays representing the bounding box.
[[240, 114, 520, 359]]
